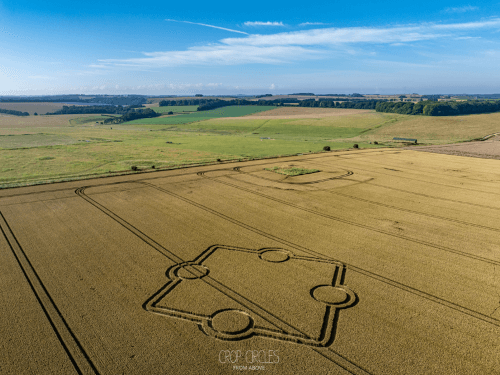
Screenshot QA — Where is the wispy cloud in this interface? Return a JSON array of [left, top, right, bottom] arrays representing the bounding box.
[[444, 5, 478, 13], [299, 22, 326, 26], [166, 19, 248, 35], [365, 60, 436, 69], [244, 21, 285, 27], [98, 18, 500, 68], [430, 19, 499, 30], [100, 45, 321, 67], [222, 26, 443, 46], [223, 19, 500, 46]]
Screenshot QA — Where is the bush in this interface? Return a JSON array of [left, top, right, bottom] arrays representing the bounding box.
[[131, 166, 138, 171], [353, 144, 359, 148], [323, 146, 331, 151]]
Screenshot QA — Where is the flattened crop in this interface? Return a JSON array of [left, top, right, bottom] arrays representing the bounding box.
[[265, 166, 320, 176], [0, 149, 499, 374]]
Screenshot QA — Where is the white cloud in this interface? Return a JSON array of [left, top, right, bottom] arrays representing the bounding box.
[[430, 19, 500, 30], [223, 19, 500, 47], [166, 19, 248, 35], [444, 5, 478, 13], [299, 22, 326, 26], [244, 21, 285, 27], [269, 83, 276, 90], [222, 27, 433, 47], [100, 45, 322, 67], [97, 18, 500, 68]]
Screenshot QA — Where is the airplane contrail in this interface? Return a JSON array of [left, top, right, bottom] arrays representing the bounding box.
[[166, 19, 249, 35]]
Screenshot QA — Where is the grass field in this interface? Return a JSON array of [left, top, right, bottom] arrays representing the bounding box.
[[124, 105, 277, 125], [1, 149, 499, 374], [0, 133, 84, 149], [0, 107, 499, 188], [367, 111, 500, 143]]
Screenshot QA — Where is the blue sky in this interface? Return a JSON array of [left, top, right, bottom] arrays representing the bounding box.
[[1, 0, 500, 95]]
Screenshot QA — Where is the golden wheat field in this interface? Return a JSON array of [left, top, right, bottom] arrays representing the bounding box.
[[0, 148, 499, 374]]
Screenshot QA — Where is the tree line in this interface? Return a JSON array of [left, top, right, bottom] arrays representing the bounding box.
[[102, 108, 160, 124], [159, 99, 216, 106], [46, 105, 145, 115], [160, 98, 303, 109], [0, 108, 30, 116], [375, 100, 500, 116], [197, 98, 318, 111], [46, 105, 159, 124], [298, 99, 384, 109]]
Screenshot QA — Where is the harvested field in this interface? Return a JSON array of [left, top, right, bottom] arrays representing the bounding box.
[[0, 102, 69, 115], [411, 135, 500, 160], [230, 107, 373, 119], [1, 149, 499, 374]]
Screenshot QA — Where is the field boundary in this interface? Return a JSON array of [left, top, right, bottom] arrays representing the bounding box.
[[0, 147, 385, 191], [0, 212, 99, 375]]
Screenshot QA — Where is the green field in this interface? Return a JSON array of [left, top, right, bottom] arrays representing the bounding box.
[[125, 105, 276, 125], [0, 133, 89, 149], [152, 105, 199, 114], [68, 115, 121, 125], [265, 166, 320, 176], [0, 108, 499, 188]]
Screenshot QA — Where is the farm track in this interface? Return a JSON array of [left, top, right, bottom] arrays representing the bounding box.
[[0, 212, 99, 375], [232, 164, 500, 232], [197, 170, 500, 268], [233, 167, 354, 184], [1, 149, 499, 374], [0, 148, 390, 198], [76, 185, 370, 374], [83, 177, 500, 332], [144, 177, 500, 327]]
